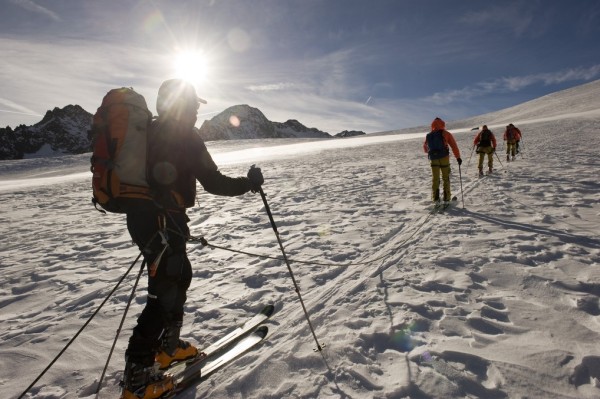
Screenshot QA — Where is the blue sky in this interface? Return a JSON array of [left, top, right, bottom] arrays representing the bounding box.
[[1, 0, 599, 133]]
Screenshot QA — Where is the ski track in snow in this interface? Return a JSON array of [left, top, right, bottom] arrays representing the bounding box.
[[1, 109, 600, 398]]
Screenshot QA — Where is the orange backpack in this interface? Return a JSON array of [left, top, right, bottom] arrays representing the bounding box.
[[90, 88, 153, 213]]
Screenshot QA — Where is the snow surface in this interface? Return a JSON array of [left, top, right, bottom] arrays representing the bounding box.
[[1, 81, 600, 399]]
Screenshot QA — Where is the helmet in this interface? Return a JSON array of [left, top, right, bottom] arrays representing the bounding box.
[[156, 79, 207, 119], [431, 117, 445, 131], [482, 125, 488, 129]]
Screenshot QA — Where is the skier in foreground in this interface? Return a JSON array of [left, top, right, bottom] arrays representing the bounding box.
[[120, 79, 264, 399], [423, 117, 462, 204]]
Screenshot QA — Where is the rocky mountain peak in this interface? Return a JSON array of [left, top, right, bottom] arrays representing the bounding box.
[[0, 105, 92, 159], [39, 104, 89, 125], [0, 102, 361, 160]]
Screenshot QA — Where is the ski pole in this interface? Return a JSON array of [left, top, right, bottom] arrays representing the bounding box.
[[466, 146, 475, 170], [95, 259, 146, 396], [458, 163, 465, 209], [258, 187, 324, 351], [17, 251, 144, 399], [494, 150, 505, 169], [517, 139, 523, 157]]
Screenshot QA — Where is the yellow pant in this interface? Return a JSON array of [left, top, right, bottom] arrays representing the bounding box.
[[477, 146, 494, 169], [506, 140, 517, 156], [430, 156, 451, 201]]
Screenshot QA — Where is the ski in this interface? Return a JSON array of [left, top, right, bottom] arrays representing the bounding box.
[[430, 202, 443, 214], [436, 196, 458, 212], [442, 196, 458, 210], [165, 304, 274, 376], [167, 326, 269, 397], [430, 196, 457, 213]]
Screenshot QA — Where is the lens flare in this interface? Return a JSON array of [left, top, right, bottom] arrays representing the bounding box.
[[318, 225, 331, 237], [143, 10, 165, 34], [390, 321, 426, 352], [229, 115, 240, 127]]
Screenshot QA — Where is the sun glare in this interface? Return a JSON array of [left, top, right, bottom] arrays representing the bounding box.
[[173, 50, 209, 84]]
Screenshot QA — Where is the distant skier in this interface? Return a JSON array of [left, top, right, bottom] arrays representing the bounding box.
[[473, 125, 497, 176], [512, 123, 523, 154], [423, 117, 462, 204], [120, 79, 264, 399], [503, 123, 522, 161]]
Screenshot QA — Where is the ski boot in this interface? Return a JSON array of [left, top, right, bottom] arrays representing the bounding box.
[[478, 167, 483, 177], [432, 189, 440, 204], [506, 154, 510, 162], [488, 167, 493, 174], [121, 360, 174, 399], [442, 195, 451, 207], [512, 155, 515, 161], [155, 323, 199, 369]]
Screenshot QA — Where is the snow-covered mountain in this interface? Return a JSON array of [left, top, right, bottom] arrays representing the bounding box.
[[272, 118, 332, 139], [2, 79, 598, 160], [335, 130, 366, 138], [198, 105, 333, 140], [0, 103, 339, 160], [374, 78, 600, 136], [451, 78, 600, 130], [198, 104, 283, 140], [0, 105, 92, 160]]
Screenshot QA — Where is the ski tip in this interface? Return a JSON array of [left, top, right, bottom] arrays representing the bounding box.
[[254, 325, 269, 338], [261, 304, 275, 317]]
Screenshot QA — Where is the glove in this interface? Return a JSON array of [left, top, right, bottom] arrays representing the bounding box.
[[491, 148, 495, 153], [457, 157, 463, 166], [247, 164, 264, 193]]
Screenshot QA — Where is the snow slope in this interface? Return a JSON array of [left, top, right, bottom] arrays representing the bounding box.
[[1, 81, 599, 399]]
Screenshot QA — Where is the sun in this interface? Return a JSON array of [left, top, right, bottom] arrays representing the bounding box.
[[173, 49, 209, 84]]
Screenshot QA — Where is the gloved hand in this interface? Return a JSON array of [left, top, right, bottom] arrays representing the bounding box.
[[457, 157, 463, 166], [247, 165, 264, 193], [491, 147, 495, 153]]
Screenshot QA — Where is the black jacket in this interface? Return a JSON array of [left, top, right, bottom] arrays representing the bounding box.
[[147, 119, 251, 209]]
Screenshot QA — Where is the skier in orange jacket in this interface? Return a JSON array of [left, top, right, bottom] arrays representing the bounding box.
[[503, 123, 522, 161], [423, 117, 462, 203]]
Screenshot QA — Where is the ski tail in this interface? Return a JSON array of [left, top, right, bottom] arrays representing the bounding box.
[[170, 326, 269, 395]]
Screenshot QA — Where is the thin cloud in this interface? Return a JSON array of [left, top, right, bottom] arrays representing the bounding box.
[[246, 82, 306, 92], [459, 3, 536, 37], [0, 98, 42, 116], [425, 64, 600, 105], [9, 0, 61, 21], [224, 46, 366, 100], [0, 36, 162, 127]]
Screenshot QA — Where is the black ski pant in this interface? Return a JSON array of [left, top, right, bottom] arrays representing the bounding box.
[[125, 209, 192, 365]]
